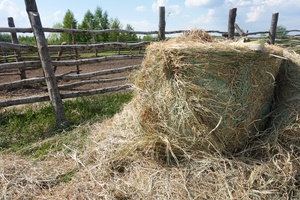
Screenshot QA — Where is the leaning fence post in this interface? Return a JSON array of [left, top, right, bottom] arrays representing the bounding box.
[[158, 6, 166, 41], [228, 8, 237, 39], [269, 13, 279, 44], [24, 0, 68, 126], [8, 17, 27, 80]]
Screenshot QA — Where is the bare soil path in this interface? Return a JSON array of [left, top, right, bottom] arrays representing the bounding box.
[[0, 58, 142, 101]]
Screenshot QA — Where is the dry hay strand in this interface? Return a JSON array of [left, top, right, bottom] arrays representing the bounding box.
[[0, 153, 79, 199], [39, 102, 300, 199], [262, 50, 300, 148], [130, 38, 284, 155], [174, 29, 214, 43]]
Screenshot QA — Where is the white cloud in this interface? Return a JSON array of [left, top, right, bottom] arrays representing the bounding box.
[[191, 9, 215, 24], [152, 0, 168, 12], [265, 0, 285, 6], [53, 10, 64, 23], [223, 0, 300, 25], [0, 0, 26, 19], [246, 5, 265, 22], [185, 0, 211, 7], [225, 0, 252, 7], [121, 19, 151, 31], [136, 6, 146, 12], [226, 0, 300, 7], [168, 5, 181, 16], [151, 0, 181, 17]]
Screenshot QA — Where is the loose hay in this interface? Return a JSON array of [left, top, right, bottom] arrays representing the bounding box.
[[265, 50, 300, 148], [2, 31, 300, 199]]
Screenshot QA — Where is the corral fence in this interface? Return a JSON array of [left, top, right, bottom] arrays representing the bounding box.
[[0, 0, 299, 125]]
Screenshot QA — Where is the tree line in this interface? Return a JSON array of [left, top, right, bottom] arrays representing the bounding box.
[[0, 6, 157, 45], [48, 6, 143, 44]]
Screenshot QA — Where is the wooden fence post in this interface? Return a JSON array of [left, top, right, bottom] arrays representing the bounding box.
[[228, 8, 237, 39], [24, 0, 68, 126], [71, 23, 80, 74], [53, 42, 65, 72], [158, 6, 166, 41], [8, 17, 27, 80], [269, 13, 279, 44]]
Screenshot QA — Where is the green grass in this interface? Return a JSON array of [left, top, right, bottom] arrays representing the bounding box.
[[79, 49, 144, 58], [0, 92, 132, 158]]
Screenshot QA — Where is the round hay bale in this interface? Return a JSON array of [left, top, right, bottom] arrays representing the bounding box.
[[130, 37, 284, 155]]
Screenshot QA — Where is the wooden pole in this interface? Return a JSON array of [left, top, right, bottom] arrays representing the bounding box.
[[269, 13, 279, 44], [53, 42, 65, 73], [8, 17, 27, 80], [228, 8, 237, 39], [71, 23, 80, 74], [158, 6, 166, 41], [24, 0, 68, 126]]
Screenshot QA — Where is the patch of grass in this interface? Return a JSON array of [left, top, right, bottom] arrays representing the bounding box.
[[0, 92, 132, 157], [56, 170, 78, 184], [80, 50, 144, 58]]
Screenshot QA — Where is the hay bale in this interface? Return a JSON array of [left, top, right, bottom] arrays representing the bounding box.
[[131, 35, 283, 155], [264, 50, 300, 147]]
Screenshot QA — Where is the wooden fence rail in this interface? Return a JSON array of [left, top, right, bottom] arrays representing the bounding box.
[[0, 41, 150, 51], [0, 64, 140, 90], [0, 84, 131, 107]]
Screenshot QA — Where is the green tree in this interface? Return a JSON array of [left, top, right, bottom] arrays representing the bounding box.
[[93, 8, 110, 42], [94, 6, 103, 30], [18, 35, 35, 45], [142, 34, 157, 41], [77, 10, 94, 43], [0, 33, 11, 42], [47, 22, 63, 44], [119, 24, 138, 42], [108, 18, 122, 42], [276, 25, 288, 38], [61, 9, 77, 43], [93, 6, 108, 42]]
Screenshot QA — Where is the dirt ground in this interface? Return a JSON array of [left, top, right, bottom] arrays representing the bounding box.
[[0, 58, 143, 101]]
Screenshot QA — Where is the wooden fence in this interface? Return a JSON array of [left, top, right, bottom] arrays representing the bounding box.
[[0, 1, 300, 124]]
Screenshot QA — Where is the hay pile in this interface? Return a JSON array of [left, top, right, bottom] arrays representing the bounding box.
[[2, 30, 300, 199]]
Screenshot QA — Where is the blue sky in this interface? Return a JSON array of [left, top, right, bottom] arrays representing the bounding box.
[[0, 0, 299, 35]]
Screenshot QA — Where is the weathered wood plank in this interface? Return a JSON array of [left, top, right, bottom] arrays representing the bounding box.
[[228, 8, 237, 39], [58, 77, 127, 90], [8, 17, 27, 80], [158, 6, 165, 41], [0, 41, 149, 51], [0, 65, 140, 90], [0, 55, 142, 70], [25, 0, 67, 125], [269, 13, 279, 44], [0, 84, 131, 107]]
